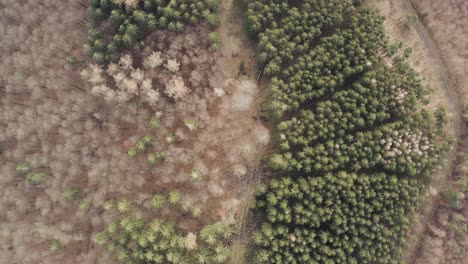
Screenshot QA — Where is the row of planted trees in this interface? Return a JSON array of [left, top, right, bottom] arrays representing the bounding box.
[[247, 0, 451, 263]]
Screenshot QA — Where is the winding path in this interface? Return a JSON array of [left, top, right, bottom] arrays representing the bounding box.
[[400, 0, 462, 123], [398, 0, 464, 262]]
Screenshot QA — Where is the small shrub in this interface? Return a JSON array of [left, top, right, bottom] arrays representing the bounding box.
[[95, 231, 110, 245], [117, 198, 131, 213], [16, 162, 31, 176], [65, 56, 78, 65], [208, 32, 221, 50], [136, 100, 147, 109], [151, 194, 166, 210], [63, 186, 82, 201], [169, 190, 182, 205], [103, 200, 116, 210], [190, 169, 203, 181], [148, 151, 166, 165], [165, 133, 175, 144], [147, 153, 157, 165], [26, 172, 48, 185], [129, 135, 153, 158], [204, 12, 220, 27], [456, 179, 468, 193], [150, 115, 161, 130], [128, 147, 138, 157], [448, 220, 465, 239], [191, 206, 202, 218], [406, 14, 418, 25], [137, 135, 153, 151], [442, 188, 462, 209], [79, 200, 91, 210], [184, 119, 198, 131], [50, 240, 62, 252], [158, 151, 167, 159], [434, 107, 447, 133]]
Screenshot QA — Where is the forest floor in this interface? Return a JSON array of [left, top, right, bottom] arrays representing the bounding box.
[[368, 0, 467, 263], [215, 0, 271, 263]]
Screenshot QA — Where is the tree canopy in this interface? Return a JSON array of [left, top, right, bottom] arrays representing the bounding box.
[[247, 0, 450, 263], [86, 0, 220, 64]]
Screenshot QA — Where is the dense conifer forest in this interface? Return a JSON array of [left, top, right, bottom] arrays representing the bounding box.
[[246, 0, 450, 263]]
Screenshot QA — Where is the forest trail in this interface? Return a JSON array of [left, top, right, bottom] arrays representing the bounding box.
[[215, 0, 266, 263], [229, 184, 256, 264], [394, 0, 464, 262], [217, 0, 257, 78], [400, 0, 462, 127]]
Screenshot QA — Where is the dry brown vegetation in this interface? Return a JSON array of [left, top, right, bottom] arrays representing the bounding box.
[[414, 138, 468, 264], [411, 0, 467, 102], [409, 1, 468, 263], [0, 0, 269, 263]]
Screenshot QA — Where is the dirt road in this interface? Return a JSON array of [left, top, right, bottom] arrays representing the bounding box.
[[397, 0, 464, 262], [400, 0, 462, 125]]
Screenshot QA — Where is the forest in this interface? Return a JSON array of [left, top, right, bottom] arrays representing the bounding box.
[[0, 0, 458, 263], [86, 0, 220, 64], [1, 0, 261, 263], [247, 0, 450, 263]]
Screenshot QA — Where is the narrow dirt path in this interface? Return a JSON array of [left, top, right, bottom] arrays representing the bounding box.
[[400, 0, 462, 124], [229, 184, 256, 264], [215, 1, 270, 263], [395, 0, 464, 262]]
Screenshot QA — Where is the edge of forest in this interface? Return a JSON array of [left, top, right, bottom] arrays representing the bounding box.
[[394, 0, 465, 261]]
